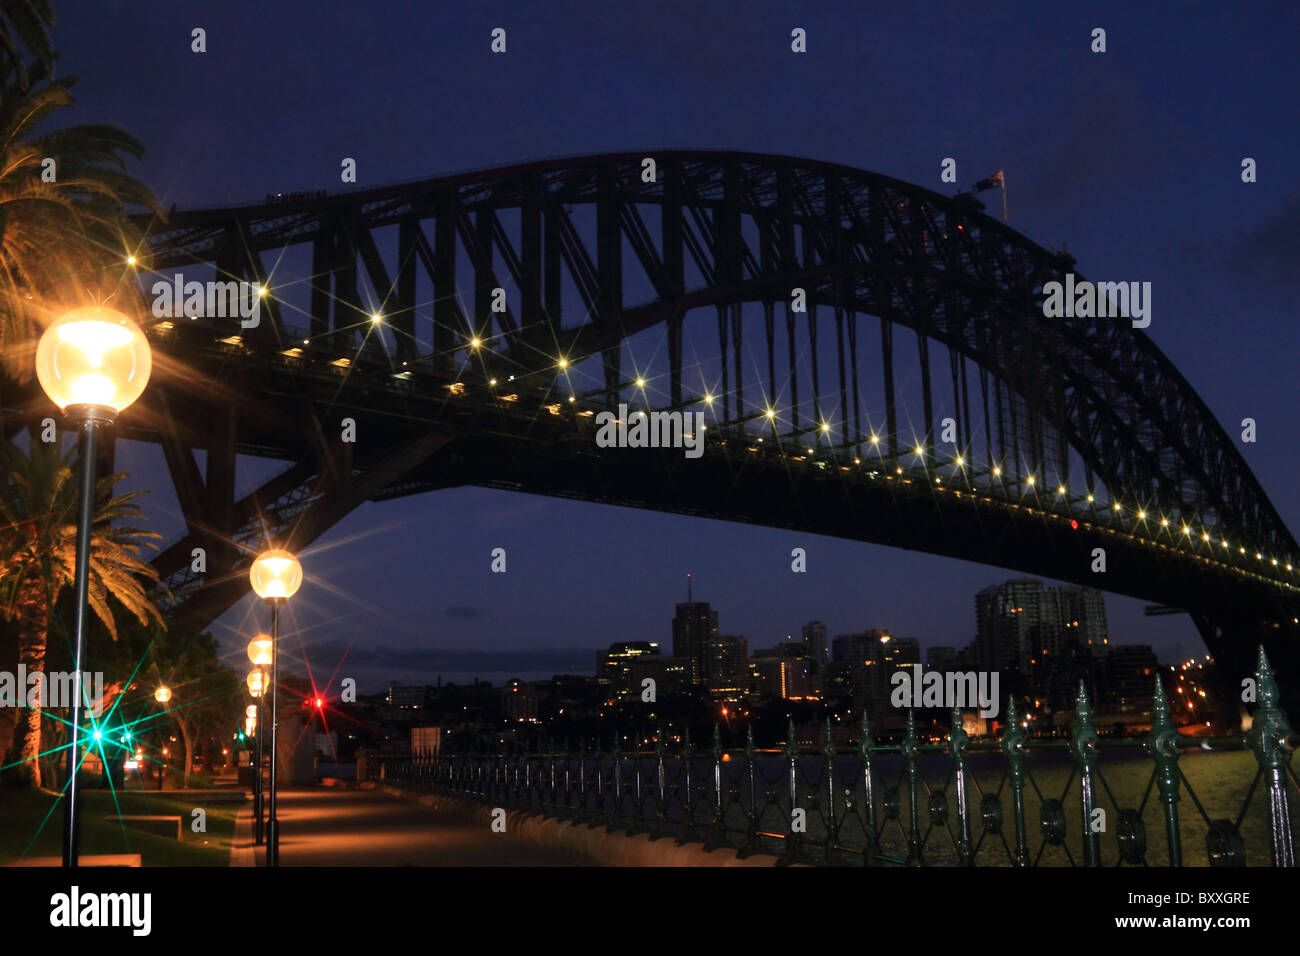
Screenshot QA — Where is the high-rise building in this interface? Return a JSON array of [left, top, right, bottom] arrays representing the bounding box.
[[1057, 585, 1110, 657], [975, 579, 1062, 675], [821, 660, 854, 701], [928, 646, 959, 671], [832, 629, 889, 663], [596, 641, 662, 703], [832, 632, 865, 663], [976, 578, 1111, 698], [977, 580, 1107, 676], [1047, 640, 1101, 714], [673, 602, 719, 686], [630, 655, 690, 700], [881, 636, 921, 667], [387, 683, 434, 709], [869, 632, 918, 714], [1100, 645, 1158, 715], [829, 629, 905, 714], [502, 678, 538, 722], [801, 621, 828, 675], [704, 635, 749, 700], [751, 643, 815, 700]]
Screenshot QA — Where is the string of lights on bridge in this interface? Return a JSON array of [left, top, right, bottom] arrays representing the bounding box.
[[581, 349, 1283, 596], [549, 351, 1300, 595], [134, 262, 1298, 599]]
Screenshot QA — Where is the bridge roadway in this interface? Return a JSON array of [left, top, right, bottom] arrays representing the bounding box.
[[235, 786, 596, 866]]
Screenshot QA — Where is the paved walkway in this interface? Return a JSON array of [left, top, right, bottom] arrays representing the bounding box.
[[232, 786, 596, 866]]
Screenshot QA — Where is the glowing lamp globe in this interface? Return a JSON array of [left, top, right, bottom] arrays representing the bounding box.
[[35, 307, 151, 413], [250, 549, 302, 600], [154, 685, 172, 704], [247, 635, 274, 666], [246, 705, 258, 719], [246, 667, 268, 698]]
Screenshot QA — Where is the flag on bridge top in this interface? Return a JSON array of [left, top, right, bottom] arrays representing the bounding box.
[[974, 170, 1004, 193]]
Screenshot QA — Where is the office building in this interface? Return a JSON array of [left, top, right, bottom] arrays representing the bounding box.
[[1057, 585, 1110, 657], [596, 641, 661, 702], [975, 579, 1062, 675], [801, 621, 828, 675], [928, 646, 959, 671], [502, 678, 538, 722], [751, 643, 816, 700], [673, 601, 719, 687], [704, 635, 749, 700], [1101, 645, 1158, 715], [387, 683, 434, 710]]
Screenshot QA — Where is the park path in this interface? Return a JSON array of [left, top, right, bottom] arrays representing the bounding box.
[[233, 786, 597, 866]]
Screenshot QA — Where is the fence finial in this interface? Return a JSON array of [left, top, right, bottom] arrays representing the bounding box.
[[1147, 672, 1183, 865], [949, 706, 969, 755], [1151, 672, 1171, 723], [1256, 645, 1282, 711], [1245, 644, 1296, 866]]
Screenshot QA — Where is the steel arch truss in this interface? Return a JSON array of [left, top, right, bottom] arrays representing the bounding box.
[[24, 150, 1287, 653]]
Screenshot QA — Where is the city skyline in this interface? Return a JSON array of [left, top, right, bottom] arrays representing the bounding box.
[[367, 573, 1176, 733], [357, 573, 1133, 691]]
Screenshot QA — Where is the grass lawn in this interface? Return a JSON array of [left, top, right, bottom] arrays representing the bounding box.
[[0, 786, 241, 866]]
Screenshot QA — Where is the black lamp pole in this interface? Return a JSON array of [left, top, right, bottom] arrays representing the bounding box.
[[266, 599, 281, 866], [62, 406, 113, 868], [254, 695, 264, 844]]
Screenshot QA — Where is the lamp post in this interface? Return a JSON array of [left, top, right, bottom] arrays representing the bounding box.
[[154, 685, 172, 791], [245, 654, 270, 845], [36, 306, 151, 868], [249, 549, 301, 867], [244, 707, 258, 797]]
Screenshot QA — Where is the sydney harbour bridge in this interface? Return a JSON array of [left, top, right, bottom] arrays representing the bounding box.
[[6, 151, 1296, 687]]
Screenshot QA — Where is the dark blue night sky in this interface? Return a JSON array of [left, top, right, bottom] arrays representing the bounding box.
[[52, 2, 1300, 691]]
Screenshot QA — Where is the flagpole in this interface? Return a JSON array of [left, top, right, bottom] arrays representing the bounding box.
[[1001, 176, 1008, 223]]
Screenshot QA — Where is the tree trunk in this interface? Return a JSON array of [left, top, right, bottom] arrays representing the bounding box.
[[40, 717, 66, 790], [179, 717, 193, 789], [4, 596, 47, 788]]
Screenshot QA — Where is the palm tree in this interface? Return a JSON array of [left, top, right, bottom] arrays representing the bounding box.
[[0, 440, 163, 787], [0, 2, 161, 377], [0, 0, 54, 92], [0, 55, 160, 381]]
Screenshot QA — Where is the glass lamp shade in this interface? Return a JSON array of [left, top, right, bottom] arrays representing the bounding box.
[[246, 705, 258, 719], [249, 549, 302, 600], [154, 685, 172, 704], [247, 635, 274, 666], [35, 306, 151, 412], [245, 717, 257, 737], [246, 667, 268, 698]]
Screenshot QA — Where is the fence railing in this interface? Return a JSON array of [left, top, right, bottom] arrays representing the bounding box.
[[372, 647, 1298, 866]]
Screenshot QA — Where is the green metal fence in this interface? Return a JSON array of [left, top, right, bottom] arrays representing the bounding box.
[[374, 647, 1298, 866]]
